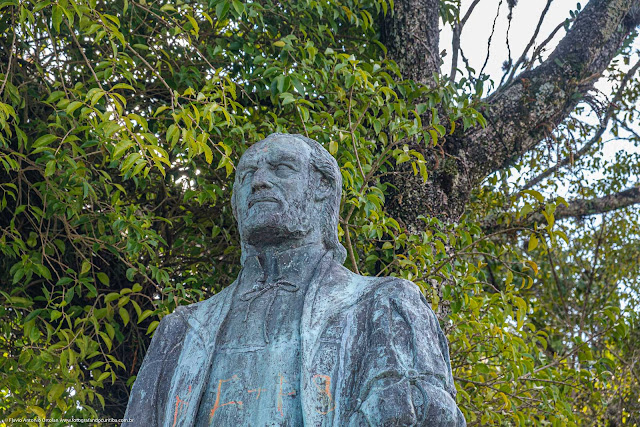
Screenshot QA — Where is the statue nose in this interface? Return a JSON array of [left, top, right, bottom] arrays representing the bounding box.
[[251, 168, 273, 191]]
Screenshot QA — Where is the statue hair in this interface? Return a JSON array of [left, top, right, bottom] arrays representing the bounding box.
[[231, 133, 347, 264]]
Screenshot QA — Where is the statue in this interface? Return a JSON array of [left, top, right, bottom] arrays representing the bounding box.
[[124, 133, 466, 426]]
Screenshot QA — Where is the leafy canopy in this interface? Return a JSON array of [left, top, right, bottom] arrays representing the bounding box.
[[0, 0, 638, 425]]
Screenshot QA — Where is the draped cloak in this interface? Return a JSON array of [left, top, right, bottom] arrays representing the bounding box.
[[123, 253, 466, 426]]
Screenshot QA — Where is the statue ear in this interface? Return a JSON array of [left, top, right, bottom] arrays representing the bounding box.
[[314, 172, 332, 201]]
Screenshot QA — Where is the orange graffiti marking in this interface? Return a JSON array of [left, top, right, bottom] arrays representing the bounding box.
[[276, 373, 297, 417], [172, 394, 189, 427], [313, 374, 335, 415], [248, 387, 267, 399], [209, 375, 243, 422], [277, 374, 286, 416]]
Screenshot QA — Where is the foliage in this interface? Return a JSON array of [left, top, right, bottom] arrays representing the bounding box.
[[0, 0, 638, 425]]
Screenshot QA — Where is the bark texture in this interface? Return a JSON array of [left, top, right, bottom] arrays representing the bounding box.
[[383, 0, 640, 230], [380, 0, 440, 86]]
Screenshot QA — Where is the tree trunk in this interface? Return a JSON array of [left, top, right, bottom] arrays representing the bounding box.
[[382, 0, 640, 230]]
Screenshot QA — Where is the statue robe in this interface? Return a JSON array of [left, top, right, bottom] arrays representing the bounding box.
[[123, 252, 466, 426], [195, 245, 324, 426]]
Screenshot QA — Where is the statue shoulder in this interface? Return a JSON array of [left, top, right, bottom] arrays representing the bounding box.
[[324, 262, 429, 311], [372, 275, 426, 302], [343, 268, 427, 306]]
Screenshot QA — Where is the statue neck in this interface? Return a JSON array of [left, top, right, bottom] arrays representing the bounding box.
[[240, 225, 325, 264], [241, 242, 327, 286]]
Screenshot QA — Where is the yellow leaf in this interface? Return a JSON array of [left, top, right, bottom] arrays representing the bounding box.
[[27, 405, 46, 419], [202, 143, 213, 164], [80, 260, 91, 275], [329, 140, 338, 155]]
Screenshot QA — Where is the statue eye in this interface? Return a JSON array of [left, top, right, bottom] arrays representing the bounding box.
[[274, 164, 295, 175], [241, 169, 255, 182]]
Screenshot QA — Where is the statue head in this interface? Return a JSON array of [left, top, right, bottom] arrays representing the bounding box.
[[232, 133, 347, 264]]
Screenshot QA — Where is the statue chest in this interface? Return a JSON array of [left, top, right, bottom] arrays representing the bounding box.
[[194, 283, 306, 426]]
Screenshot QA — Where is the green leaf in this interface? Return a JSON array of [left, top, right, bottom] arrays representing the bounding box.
[[33, 134, 57, 148], [147, 320, 159, 335], [373, 119, 382, 135], [329, 140, 338, 155], [97, 272, 109, 285], [112, 140, 134, 160], [105, 292, 120, 303], [44, 160, 56, 177], [514, 297, 527, 330], [90, 90, 105, 106], [52, 5, 63, 32], [112, 83, 135, 91], [88, 361, 105, 370], [28, 406, 47, 419], [215, 1, 230, 19], [12, 268, 24, 284], [99, 332, 112, 351], [119, 307, 130, 326], [83, 280, 97, 297], [47, 384, 65, 402], [29, 325, 41, 342], [232, 0, 244, 15], [186, 15, 199, 36], [137, 309, 155, 324], [56, 277, 73, 286], [103, 13, 120, 28], [66, 101, 83, 115], [522, 189, 544, 203], [202, 142, 213, 164]]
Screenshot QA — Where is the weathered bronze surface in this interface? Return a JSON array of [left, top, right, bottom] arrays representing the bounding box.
[[124, 133, 466, 426]]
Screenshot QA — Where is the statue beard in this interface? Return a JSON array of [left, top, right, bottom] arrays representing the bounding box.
[[240, 190, 315, 247]]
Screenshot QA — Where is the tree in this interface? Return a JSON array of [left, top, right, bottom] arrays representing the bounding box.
[[0, 0, 638, 424]]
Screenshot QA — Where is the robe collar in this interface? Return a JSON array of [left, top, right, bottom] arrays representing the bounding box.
[[239, 243, 328, 292]]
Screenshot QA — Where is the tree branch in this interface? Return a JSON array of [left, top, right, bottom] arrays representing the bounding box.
[[555, 186, 640, 219], [522, 57, 640, 190], [504, 0, 554, 85], [382, 0, 640, 228], [464, 0, 640, 182], [479, 0, 504, 77], [449, 0, 483, 80], [526, 20, 566, 72], [483, 186, 640, 232]]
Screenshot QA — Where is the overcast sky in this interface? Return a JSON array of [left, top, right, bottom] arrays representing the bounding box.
[[441, 0, 579, 86]]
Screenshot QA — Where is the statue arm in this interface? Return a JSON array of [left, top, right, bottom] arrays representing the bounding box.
[[353, 280, 465, 426], [123, 312, 188, 426]]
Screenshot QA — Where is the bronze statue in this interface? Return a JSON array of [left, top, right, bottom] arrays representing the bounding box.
[[124, 133, 465, 426]]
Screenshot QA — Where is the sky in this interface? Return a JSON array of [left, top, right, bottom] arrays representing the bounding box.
[[441, 0, 579, 87]]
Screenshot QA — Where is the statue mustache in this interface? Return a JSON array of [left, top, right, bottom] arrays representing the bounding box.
[[247, 195, 282, 208]]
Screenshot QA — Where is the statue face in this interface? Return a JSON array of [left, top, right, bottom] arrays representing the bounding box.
[[234, 136, 315, 247]]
